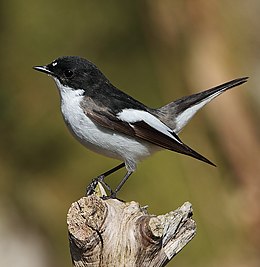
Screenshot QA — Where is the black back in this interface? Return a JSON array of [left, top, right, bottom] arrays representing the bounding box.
[[47, 56, 147, 113]]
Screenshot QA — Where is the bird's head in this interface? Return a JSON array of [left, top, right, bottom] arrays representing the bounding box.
[[33, 56, 108, 90]]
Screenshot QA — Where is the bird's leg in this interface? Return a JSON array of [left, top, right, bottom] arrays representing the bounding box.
[[86, 162, 125, 196], [110, 170, 133, 199]]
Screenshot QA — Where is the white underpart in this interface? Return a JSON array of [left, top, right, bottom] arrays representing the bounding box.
[[117, 109, 182, 144], [175, 90, 225, 134], [52, 78, 158, 172]]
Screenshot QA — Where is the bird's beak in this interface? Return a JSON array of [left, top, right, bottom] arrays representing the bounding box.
[[33, 65, 53, 75]]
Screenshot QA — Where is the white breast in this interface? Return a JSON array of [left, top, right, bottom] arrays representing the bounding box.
[[54, 78, 157, 171]]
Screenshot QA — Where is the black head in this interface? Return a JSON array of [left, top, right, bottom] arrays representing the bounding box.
[[33, 56, 108, 89]]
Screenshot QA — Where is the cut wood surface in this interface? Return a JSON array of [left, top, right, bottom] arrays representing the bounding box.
[[67, 186, 196, 267]]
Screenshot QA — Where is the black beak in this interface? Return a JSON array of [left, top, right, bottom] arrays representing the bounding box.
[[33, 65, 53, 75]]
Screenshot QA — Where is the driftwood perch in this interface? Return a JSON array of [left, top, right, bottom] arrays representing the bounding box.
[[67, 185, 196, 267]]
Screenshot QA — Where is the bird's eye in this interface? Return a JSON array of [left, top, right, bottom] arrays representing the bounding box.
[[64, 69, 74, 78]]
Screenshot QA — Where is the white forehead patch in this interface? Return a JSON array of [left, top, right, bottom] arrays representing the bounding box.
[[52, 61, 58, 67]]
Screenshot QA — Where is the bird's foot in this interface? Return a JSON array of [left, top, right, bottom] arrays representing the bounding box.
[[101, 191, 117, 200], [86, 175, 113, 197], [86, 179, 125, 201], [86, 177, 99, 196]]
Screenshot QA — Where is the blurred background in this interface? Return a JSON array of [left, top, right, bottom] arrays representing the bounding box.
[[1, 0, 260, 266]]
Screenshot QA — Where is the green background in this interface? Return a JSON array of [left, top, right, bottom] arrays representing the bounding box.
[[1, 1, 260, 267]]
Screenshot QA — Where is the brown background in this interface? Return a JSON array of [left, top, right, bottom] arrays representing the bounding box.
[[1, 1, 259, 266]]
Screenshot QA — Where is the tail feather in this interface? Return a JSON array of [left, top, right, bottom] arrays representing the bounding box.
[[157, 77, 248, 134]]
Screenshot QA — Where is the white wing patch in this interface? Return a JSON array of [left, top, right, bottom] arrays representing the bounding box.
[[117, 109, 182, 144]]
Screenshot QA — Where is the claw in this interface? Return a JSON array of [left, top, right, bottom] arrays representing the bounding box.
[[85, 175, 113, 197], [86, 178, 99, 196]]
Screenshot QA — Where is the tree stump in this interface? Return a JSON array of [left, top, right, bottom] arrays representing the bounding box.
[[67, 185, 196, 267]]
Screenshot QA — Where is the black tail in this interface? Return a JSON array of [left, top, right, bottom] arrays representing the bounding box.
[[173, 77, 248, 116], [157, 77, 248, 134]]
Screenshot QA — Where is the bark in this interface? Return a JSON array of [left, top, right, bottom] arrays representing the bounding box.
[[67, 187, 196, 267]]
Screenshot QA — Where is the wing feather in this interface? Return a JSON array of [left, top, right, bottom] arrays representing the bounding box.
[[82, 104, 215, 166]]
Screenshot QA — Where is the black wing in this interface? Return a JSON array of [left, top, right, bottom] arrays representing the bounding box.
[[81, 98, 215, 166]]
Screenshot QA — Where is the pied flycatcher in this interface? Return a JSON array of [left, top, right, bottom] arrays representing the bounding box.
[[33, 56, 248, 197]]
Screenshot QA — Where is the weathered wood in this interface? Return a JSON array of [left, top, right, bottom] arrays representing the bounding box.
[[67, 186, 196, 267]]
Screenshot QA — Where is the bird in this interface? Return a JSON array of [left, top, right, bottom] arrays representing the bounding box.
[[33, 56, 248, 197]]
